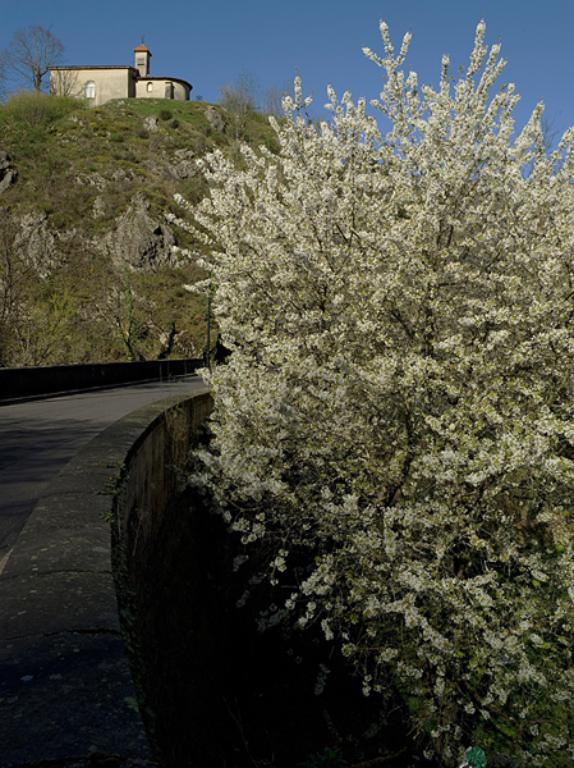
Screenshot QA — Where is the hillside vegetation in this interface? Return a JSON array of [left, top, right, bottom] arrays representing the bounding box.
[[0, 92, 277, 367]]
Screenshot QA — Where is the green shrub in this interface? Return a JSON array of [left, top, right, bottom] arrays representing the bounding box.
[[159, 109, 172, 121], [2, 92, 83, 128]]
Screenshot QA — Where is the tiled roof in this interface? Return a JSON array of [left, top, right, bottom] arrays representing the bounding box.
[[139, 75, 192, 89], [49, 65, 137, 71]]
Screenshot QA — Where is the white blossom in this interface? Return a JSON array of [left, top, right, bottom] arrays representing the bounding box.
[[174, 19, 574, 768]]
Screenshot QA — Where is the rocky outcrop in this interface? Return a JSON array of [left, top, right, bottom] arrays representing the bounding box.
[[75, 171, 108, 191], [206, 106, 226, 133], [143, 115, 159, 132], [92, 195, 108, 219], [13, 212, 58, 276], [170, 148, 197, 180], [0, 151, 18, 193], [100, 193, 177, 269]]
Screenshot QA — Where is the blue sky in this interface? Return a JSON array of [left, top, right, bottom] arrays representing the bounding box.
[[1, 0, 573, 141]]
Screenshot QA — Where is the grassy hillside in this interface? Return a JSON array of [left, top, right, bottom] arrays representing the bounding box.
[[0, 92, 277, 367]]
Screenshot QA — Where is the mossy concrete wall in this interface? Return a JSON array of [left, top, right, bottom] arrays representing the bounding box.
[[0, 388, 211, 767]]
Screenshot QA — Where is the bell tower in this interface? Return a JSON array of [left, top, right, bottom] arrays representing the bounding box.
[[134, 43, 151, 77]]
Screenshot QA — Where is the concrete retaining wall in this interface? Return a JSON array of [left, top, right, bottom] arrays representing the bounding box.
[[0, 388, 212, 767], [0, 357, 202, 403]]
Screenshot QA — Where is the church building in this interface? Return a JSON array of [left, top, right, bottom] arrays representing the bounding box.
[[49, 44, 192, 106]]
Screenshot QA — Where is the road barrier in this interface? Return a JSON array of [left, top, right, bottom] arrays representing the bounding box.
[[0, 388, 212, 767], [0, 357, 203, 402]]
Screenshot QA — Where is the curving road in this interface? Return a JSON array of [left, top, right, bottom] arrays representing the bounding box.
[[0, 376, 206, 574]]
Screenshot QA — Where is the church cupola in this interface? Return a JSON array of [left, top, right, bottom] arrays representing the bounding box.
[[134, 43, 151, 77]]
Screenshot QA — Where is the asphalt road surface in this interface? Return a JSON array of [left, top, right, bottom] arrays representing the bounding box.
[[0, 377, 206, 574]]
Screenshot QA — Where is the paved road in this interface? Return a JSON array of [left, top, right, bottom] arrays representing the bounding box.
[[0, 377, 206, 573]]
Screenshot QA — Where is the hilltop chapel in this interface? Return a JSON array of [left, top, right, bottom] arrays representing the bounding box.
[[49, 44, 192, 107]]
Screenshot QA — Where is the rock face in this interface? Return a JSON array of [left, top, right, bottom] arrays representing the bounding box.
[[170, 148, 197, 180], [143, 115, 159, 132], [0, 152, 18, 193], [92, 195, 107, 219], [75, 171, 107, 191], [206, 107, 226, 133], [100, 194, 176, 269], [14, 212, 58, 276]]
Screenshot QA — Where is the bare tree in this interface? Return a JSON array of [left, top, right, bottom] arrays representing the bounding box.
[[1, 26, 64, 92], [0, 56, 6, 101], [263, 85, 289, 117], [219, 72, 259, 140], [219, 72, 258, 114], [50, 68, 79, 97]]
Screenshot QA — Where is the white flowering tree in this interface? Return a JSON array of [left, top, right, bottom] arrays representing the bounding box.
[[172, 21, 574, 767]]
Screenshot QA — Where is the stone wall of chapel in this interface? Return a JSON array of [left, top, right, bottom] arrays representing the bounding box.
[[51, 68, 134, 106], [136, 79, 190, 101]]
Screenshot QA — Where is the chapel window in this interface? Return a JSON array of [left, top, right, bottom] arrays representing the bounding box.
[[84, 81, 96, 99], [147, 82, 153, 92]]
